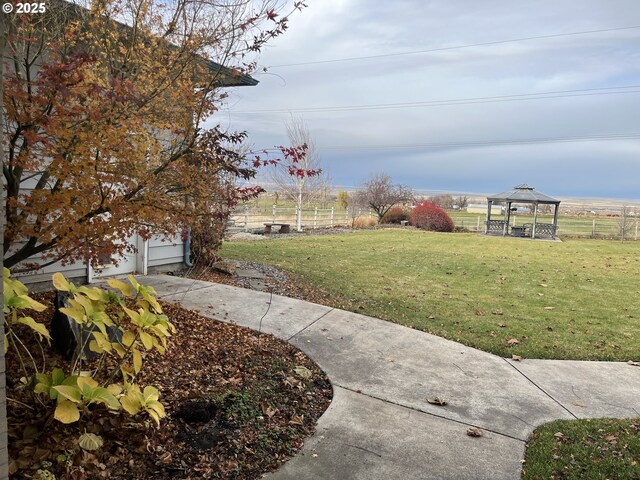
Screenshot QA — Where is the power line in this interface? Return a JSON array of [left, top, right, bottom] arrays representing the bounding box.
[[230, 85, 640, 114], [267, 25, 640, 68], [316, 133, 640, 151]]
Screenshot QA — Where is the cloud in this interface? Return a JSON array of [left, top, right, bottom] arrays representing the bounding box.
[[221, 0, 640, 199]]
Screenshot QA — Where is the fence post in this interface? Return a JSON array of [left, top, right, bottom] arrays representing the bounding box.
[[330, 207, 334, 227], [244, 206, 249, 232], [592, 219, 596, 237], [272, 204, 276, 224], [477, 216, 480, 232], [314, 207, 318, 228], [635, 219, 638, 241]]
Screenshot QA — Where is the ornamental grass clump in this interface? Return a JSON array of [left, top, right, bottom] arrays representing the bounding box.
[[410, 202, 455, 232], [380, 206, 411, 224]]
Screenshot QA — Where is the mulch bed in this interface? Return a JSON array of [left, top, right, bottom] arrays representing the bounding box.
[[7, 293, 332, 479]]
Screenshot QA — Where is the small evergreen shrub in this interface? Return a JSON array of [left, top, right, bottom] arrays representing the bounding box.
[[381, 206, 411, 224], [410, 202, 455, 232]]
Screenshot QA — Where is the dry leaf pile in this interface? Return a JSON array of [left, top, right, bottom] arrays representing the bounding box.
[[7, 295, 332, 479]]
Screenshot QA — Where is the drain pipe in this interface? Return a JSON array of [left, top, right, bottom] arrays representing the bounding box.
[[183, 226, 193, 267]]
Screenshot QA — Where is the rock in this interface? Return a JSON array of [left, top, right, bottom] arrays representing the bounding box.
[[211, 260, 237, 276], [51, 291, 122, 361]]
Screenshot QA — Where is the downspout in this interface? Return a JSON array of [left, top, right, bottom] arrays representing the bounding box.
[[183, 226, 193, 267]]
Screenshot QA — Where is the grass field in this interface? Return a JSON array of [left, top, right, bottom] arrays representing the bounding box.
[[221, 229, 640, 361], [523, 418, 640, 479]]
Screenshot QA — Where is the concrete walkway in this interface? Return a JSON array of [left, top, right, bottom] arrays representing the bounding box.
[[138, 275, 640, 480]]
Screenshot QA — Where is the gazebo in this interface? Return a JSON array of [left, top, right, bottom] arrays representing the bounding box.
[[485, 184, 561, 239]]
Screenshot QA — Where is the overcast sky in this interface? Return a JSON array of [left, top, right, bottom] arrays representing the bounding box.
[[218, 0, 640, 200]]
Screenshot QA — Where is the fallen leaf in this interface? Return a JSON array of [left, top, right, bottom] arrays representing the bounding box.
[[466, 427, 483, 437], [293, 366, 312, 379], [498, 322, 506, 328], [427, 397, 448, 406], [78, 433, 104, 451], [627, 360, 640, 367], [511, 355, 522, 361], [554, 432, 564, 440], [507, 338, 519, 346]]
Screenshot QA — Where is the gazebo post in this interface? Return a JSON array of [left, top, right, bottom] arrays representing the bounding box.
[[552, 203, 560, 238], [485, 201, 492, 234], [532, 203, 539, 239], [503, 202, 511, 236]]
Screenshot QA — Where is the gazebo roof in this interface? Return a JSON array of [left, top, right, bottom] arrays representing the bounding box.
[[487, 184, 560, 204]]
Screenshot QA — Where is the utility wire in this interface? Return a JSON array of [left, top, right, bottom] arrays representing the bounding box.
[[229, 85, 640, 114], [267, 25, 640, 68], [316, 133, 640, 151]]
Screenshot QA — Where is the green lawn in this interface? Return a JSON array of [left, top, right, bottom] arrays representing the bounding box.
[[221, 229, 640, 361], [523, 418, 640, 479]]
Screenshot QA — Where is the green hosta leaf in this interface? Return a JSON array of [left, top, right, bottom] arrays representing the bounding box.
[[132, 348, 142, 374], [91, 311, 114, 327], [143, 386, 160, 403], [55, 400, 80, 424], [19, 295, 47, 312], [78, 433, 103, 451], [146, 400, 165, 418], [139, 331, 153, 350], [52, 368, 65, 385], [14, 317, 51, 343], [88, 388, 120, 411], [112, 343, 126, 358], [123, 306, 141, 324], [120, 391, 142, 415], [7, 276, 28, 297], [147, 409, 161, 427], [107, 384, 123, 396], [34, 373, 52, 395], [76, 376, 99, 396], [36, 367, 66, 400], [127, 275, 141, 293], [122, 330, 136, 347], [59, 306, 86, 324], [77, 286, 109, 302], [53, 385, 82, 403], [52, 272, 71, 292], [90, 331, 112, 354], [6, 295, 34, 310], [107, 279, 133, 297]]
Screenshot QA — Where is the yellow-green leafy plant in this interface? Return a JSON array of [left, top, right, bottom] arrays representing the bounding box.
[[3, 267, 50, 375], [4, 269, 174, 427]]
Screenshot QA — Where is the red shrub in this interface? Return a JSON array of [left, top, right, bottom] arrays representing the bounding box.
[[381, 206, 411, 224], [410, 202, 455, 232]]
